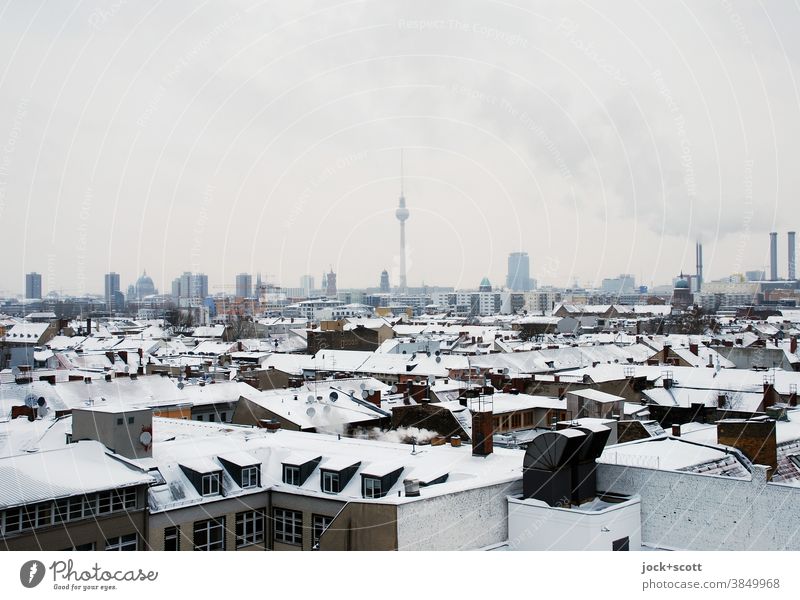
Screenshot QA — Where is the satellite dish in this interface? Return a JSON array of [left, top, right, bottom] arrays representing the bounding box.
[[435, 350, 440, 356], [329, 391, 339, 402], [428, 375, 435, 384], [139, 431, 152, 446], [324, 405, 332, 414], [24, 394, 38, 408], [390, 385, 398, 393], [177, 382, 184, 390], [436, 356, 441, 363], [359, 383, 366, 390], [306, 407, 316, 417], [361, 390, 369, 399], [37, 397, 46, 407], [503, 368, 509, 375], [307, 395, 315, 403]]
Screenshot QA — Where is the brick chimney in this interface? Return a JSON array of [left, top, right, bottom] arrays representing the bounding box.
[[671, 424, 681, 437], [471, 397, 493, 457], [689, 343, 698, 356], [717, 419, 777, 481], [791, 336, 798, 355]]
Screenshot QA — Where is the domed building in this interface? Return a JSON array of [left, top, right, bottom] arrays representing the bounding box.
[[134, 270, 157, 299], [672, 274, 692, 309]]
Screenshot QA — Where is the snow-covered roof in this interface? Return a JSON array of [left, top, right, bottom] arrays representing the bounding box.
[[0, 440, 154, 509]]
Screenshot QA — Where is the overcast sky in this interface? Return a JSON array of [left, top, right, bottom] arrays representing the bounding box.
[[1, 0, 799, 296]]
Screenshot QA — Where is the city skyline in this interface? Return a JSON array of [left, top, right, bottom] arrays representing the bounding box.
[[3, 3, 800, 297]]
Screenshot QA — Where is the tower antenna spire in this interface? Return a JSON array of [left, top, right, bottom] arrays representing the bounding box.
[[400, 148, 405, 197]]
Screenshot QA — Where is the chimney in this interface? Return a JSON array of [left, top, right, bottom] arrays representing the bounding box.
[[762, 380, 778, 410], [450, 435, 462, 447], [671, 424, 681, 437], [471, 400, 493, 456], [403, 479, 420, 497], [689, 343, 698, 356], [791, 337, 798, 355], [86, 317, 92, 335], [717, 419, 777, 481], [770, 232, 779, 280], [259, 419, 281, 432]]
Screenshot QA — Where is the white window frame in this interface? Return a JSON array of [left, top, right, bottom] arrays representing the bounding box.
[[241, 466, 259, 489], [282, 465, 300, 486], [321, 471, 339, 494], [363, 477, 382, 499], [235, 510, 264, 548], [312, 514, 333, 550], [105, 533, 138, 551], [273, 508, 302, 546], [201, 473, 220, 496], [193, 518, 225, 551]]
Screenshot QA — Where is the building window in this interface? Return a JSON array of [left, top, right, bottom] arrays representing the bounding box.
[[312, 514, 332, 550], [235, 510, 264, 548], [3, 507, 22, 533], [64, 542, 96, 551], [208, 413, 215, 422], [116, 418, 123, 426], [321, 471, 339, 494], [97, 491, 113, 515], [241, 466, 260, 489], [220, 412, 227, 422], [105, 533, 138, 551], [127, 417, 134, 425], [612, 537, 630, 551], [196, 415, 203, 421], [193, 518, 225, 551], [112, 488, 137, 511], [282, 465, 300, 486], [273, 508, 302, 546], [201, 473, 220, 496], [362, 477, 382, 499], [164, 526, 180, 551]]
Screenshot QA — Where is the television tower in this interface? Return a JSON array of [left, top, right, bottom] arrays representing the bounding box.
[[395, 150, 409, 293]]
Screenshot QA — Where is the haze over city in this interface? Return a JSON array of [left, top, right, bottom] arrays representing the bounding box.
[[3, 1, 800, 295]]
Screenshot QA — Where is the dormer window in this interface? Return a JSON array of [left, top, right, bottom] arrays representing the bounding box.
[[241, 466, 259, 489], [202, 473, 220, 496], [281, 453, 322, 487], [363, 477, 382, 498], [283, 465, 300, 486], [322, 471, 340, 494], [319, 459, 360, 495]]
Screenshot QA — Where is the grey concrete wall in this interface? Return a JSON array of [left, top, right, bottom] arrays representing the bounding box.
[[396, 479, 523, 550], [597, 463, 800, 550]]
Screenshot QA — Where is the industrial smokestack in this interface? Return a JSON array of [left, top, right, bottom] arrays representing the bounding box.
[[695, 241, 703, 293], [770, 232, 778, 281], [789, 231, 796, 281]]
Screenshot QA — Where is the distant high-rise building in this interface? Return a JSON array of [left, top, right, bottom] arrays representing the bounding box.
[[506, 252, 532, 291], [770, 232, 778, 280], [173, 272, 208, 303], [479, 277, 492, 292], [25, 272, 42, 299], [380, 270, 390, 293], [745, 270, 765, 282], [300, 275, 315, 297], [789, 231, 796, 281], [326, 269, 337, 297], [104, 272, 120, 309], [235, 273, 252, 298], [601, 274, 635, 296]]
